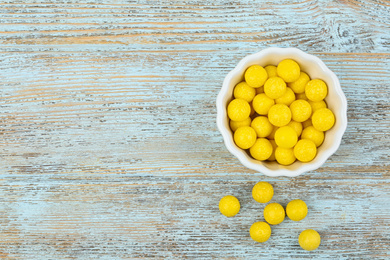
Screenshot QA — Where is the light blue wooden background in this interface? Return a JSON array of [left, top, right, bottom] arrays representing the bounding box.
[[0, 0, 389, 259]]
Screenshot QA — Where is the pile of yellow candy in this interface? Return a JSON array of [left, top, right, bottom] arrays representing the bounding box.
[[227, 59, 336, 165], [219, 182, 321, 251]]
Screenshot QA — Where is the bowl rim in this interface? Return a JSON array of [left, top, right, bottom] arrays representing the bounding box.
[[216, 47, 348, 177]]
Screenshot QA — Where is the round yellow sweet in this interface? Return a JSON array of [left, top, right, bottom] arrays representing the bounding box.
[[234, 126, 257, 149], [267, 139, 277, 161], [299, 229, 321, 251], [252, 93, 275, 115], [264, 203, 285, 225], [302, 119, 312, 128], [277, 59, 300, 83], [305, 79, 328, 102], [250, 138, 273, 161], [275, 87, 296, 106], [275, 126, 298, 149], [256, 86, 264, 94], [286, 199, 308, 221], [295, 92, 308, 101], [245, 65, 268, 88], [250, 222, 271, 243], [219, 195, 240, 217], [287, 120, 303, 137], [268, 104, 292, 127], [294, 139, 317, 162], [264, 65, 278, 78], [312, 108, 335, 131], [301, 126, 325, 147], [234, 82, 256, 102], [230, 117, 251, 132], [251, 116, 273, 137], [264, 77, 287, 99], [275, 147, 296, 165], [227, 98, 251, 122], [267, 126, 278, 140], [308, 100, 327, 113], [288, 72, 310, 94], [290, 100, 312, 123], [252, 181, 274, 203]]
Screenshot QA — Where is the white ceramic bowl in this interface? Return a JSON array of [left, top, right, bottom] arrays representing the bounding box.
[[216, 47, 347, 177]]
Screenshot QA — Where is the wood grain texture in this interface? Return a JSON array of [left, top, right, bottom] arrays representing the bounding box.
[[0, 0, 389, 259]]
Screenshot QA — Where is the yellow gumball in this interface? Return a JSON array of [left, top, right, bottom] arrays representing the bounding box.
[[305, 79, 328, 102], [286, 199, 308, 221], [245, 65, 268, 88], [252, 181, 274, 203], [301, 126, 325, 147], [290, 100, 312, 123], [277, 59, 300, 83], [250, 222, 272, 243], [250, 138, 273, 161], [288, 72, 310, 94], [312, 108, 335, 131], [252, 93, 275, 115], [264, 77, 287, 99], [264, 65, 278, 78], [227, 98, 251, 122], [234, 81, 256, 102], [287, 120, 303, 137], [275, 87, 296, 106], [294, 139, 317, 162], [299, 229, 321, 251], [234, 126, 257, 149], [230, 117, 251, 132], [268, 104, 292, 127], [251, 116, 273, 138], [275, 126, 298, 149], [264, 203, 285, 225], [275, 147, 296, 165], [219, 195, 240, 217]]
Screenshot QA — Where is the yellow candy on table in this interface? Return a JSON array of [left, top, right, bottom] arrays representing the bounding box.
[[267, 139, 277, 161], [234, 126, 257, 149], [275, 147, 296, 165], [227, 98, 251, 122], [233, 81, 256, 102], [294, 139, 317, 162], [299, 229, 321, 251], [230, 117, 251, 132], [256, 86, 264, 94], [277, 59, 300, 83], [245, 65, 268, 88], [296, 92, 308, 101], [302, 119, 312, 128], [275, 87, 296, 106], [301, 126, 325, 147], [308, 100, 327, 113], [268, 104, 292, 127], [219, 195, 240, 217], [252, 93, 275, 115], [264, 65, 278, 78], [305, 79, 328, 102], [250, 138, 273, 161], [251, 116, 273, 138], [264, 77, 287, 99], [275, 126, 298, 149], [288, 71, 310, 94], [312, 108, 335, 131], [287, 120, 303, 137], [286, 199, 308, 221], [290, 99, 312, 123], [264, 203, 285, 225], [250, 222, 272, 243], [252, 181, 274, 203]]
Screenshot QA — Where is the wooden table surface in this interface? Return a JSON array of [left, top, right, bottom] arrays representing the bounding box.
[[1, 0, 390, 259]]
